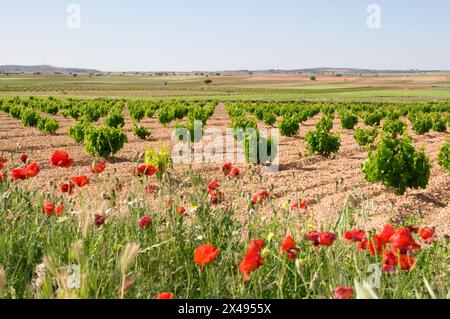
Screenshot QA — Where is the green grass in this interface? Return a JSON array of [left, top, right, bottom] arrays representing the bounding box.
[[0, 167, 448, 299], [2, 73, 450, 102]]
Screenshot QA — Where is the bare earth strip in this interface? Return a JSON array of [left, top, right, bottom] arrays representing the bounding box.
[[0, 103, 449, 235]]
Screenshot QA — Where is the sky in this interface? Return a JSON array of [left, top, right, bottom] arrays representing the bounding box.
[[1, 0, 449, 71]]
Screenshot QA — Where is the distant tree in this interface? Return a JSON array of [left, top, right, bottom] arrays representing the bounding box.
[[309, 75, 316, 81], [204, 79, 213, 85]]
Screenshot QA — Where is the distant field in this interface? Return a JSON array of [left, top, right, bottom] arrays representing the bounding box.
[[1, 72, 450, 102]]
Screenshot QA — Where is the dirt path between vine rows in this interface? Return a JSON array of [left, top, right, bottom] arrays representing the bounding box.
[[0, 102, 449, 234]]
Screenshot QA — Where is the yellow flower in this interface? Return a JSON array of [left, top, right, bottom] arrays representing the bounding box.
[[190, 205, 199, 214], [267, 232, 275, 242]]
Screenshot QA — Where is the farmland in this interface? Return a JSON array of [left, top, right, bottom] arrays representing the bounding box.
[[0, 74, 449, 299]]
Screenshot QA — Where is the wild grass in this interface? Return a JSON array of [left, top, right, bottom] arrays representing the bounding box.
[[0, 167, 448, 299]]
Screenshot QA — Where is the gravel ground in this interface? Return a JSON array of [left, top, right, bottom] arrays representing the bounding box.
[[0, 103, 448, 235]]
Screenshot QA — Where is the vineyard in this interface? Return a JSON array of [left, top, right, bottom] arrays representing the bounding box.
[[0, 94, 449, 299]]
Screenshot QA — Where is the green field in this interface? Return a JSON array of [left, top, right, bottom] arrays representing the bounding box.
[[1, 73, 450, 102]]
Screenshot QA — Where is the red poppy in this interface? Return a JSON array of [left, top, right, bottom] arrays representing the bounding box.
[[418, 227, 435, 242], [344, 229, 365, 242], [24, 163, 40, 177], [43, 202, 64, 216], [280, 236, 299, 260], [306, 231, 336, 248], [43, 202, 55, 216], [222, 163, 232, 176], [0, 157, 7, 170], [239, 239, 265, 281], [94, 214, 106, 227], [333, 286, 353, 299], [51, 150, 74, 168], [11, 163, 40, 181], [11, 168, 27, 180], [177, 206, 187, 216], [343, 229, 368, 252], [138, 215, 152, 229], [368, 224, 396, 256], [251, 190, 270, 205], [390, 227, 420, 252], [70, 176, 90, 187], [399, 252, 415, 271], [156, 292, 173, 299], [318, 232, 336, 246], [290, 199, 308, 211], [194, 244, 221, 270], [210, 191, 225, 204], [382, 251, 397, 273], [56, 205, 64, 215], [20, 154, 28, 163], [60, 182, 75, 194], [231, 167, 240, 177], [133, 164, 158, 176], [90, 162, 106, 174], [207, 179, 219, 193]]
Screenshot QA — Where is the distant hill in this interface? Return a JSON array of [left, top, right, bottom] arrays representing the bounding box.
[[0, 65, 102, 74], [245, 68, 447, 75], [0, 65, 446, 75]]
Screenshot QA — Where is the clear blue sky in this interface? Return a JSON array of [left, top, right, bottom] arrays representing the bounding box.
[[1, 0, 449, 71]]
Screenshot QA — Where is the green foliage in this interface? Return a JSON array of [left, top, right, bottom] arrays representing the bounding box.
[[145, 108, 155, 118], [316, 116, 333, 132], [21, 108, 40, 127], [82, 104, 102, 123], [41, 103, 59, 115], [158, 108, 175, 126], [363, 135, 431, 195], [242, 131, 277, 164], [322, 106, 335, 118], [9, 105, 22, 119], [339, 111, 358, 130], [262, 112, 276, 126], [431, 113, 447, 132], [354, 127, 378, 148], [84, 126, 128, 158], [129, 104, 146, 122], [144, 145, 171, 178], [231, 116, 258, 135], [386, 111, 401, 121], [364, 111, 384, 126], [105, 111, 125, 128], [67, 120, 91, 144], [411, 114, 432, 134], [37, 117, 59, 134], [305, 129, 340, 156], [132, 123, 151, 140], [382, 119, 406, 138], [438, 140, 450, 173], [279, 116, 299, 137]]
